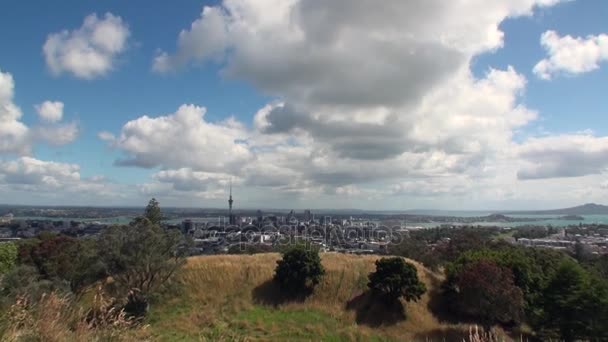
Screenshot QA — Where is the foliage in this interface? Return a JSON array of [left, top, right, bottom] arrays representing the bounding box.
[[97, 219, 185, 313], [539, 260, 608, 341], [0, 265, 70, 304], [388, 237, 441, 271], [449, 260, 524, 327], [0, 243, 17, 275], [274, 246, 325, 295], [389, 226, 501, 270], [16, 235, 104, 292], [513, 226, 557, 240], [367, 257, 426, 302], [144, 198, 162, 225], [446, 244, 568, 324]]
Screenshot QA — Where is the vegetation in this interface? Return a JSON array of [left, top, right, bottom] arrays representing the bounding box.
[[0, 242, 17, 275], [447, 260, 524, 328], [1, 214, 607, 341], [97, 218, 185, 315], [367, 257, 426, 302], [145, 253, 497, 341], [539, 260, 608, 341], [274, 246, 325, 296], [144, 198, 162, 225]]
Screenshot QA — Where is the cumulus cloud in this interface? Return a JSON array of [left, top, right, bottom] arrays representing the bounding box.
[[0, 156, 80, 187], [151, 0, 555, 167], [107, 0, 584, 205], [153, 168, 231, 192], [106, 104, 252, 172], [0, 69, 78, 155], [534, 30, 608, 79], [517, 134, 608, 179], [154, 0, 559, 107], [43, 13, 130, 79], [34, 122, 79, 146], [35, 101, 64, 122], [0, 69, 29, 154]]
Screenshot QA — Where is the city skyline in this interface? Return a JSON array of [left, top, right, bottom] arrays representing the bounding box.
[[1, 0, 608, 210]]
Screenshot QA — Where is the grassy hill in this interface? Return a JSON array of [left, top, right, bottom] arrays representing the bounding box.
[[145, 253, 502, 341]]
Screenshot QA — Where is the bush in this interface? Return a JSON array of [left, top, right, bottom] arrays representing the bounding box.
[[0, 242, 17, 275], [367, 257, 426, 302], [274, 246, 325, 295]]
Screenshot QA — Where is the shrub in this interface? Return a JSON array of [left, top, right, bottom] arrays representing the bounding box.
[[274, 246, 325, 295], [0, 242, 17, 275], [367, 257, 426, 302]]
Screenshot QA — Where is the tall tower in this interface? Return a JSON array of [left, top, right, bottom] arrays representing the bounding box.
[[228, 179, 235, 225]]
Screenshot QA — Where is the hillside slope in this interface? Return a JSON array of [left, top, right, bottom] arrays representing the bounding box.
[[147, 253, 498, 341]]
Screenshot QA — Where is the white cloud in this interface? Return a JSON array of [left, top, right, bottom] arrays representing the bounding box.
[[0, 156, 80, 187], [35, 101, 64, 122], [534, 30, 608, 79], [34, 122, 79, 146], [0, 69, 78, 155], [0, 157, 133, 203], [106, 104, 252, 172], [517, 134, 608, 179], [43, 13, 130, 79], [0, 69, 29, 155], [94, 0, 608, 209], [104, 0, 593, 208]]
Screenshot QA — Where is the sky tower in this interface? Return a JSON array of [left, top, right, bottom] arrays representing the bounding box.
[[228, 179, 235, 225]]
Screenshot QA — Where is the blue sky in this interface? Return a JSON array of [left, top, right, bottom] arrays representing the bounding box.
[[0, 0, 607, 210]]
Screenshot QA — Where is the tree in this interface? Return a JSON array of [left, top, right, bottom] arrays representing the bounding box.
[[367, 257, 426, 302], [450, 260, 524, 328], [97, 219, 185, 315], [16, 235, 104, 292], [0, 242, 17, 275], [540, 260, 600, 341], [274, 246, 325, 295], [144, 198, 162, 225]]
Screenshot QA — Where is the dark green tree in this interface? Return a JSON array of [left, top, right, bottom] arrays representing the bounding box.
[[367, 257, 426, 302], [274, 246, 325, 295], [144, 198, 162, 225], [539, 260, 607, 341]]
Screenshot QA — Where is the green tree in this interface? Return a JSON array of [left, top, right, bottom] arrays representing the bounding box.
[[0, 242, 17, 275], [540, 260, 606, 341], [97, 219, 185, 315], [449, 259, 524, 329], [274, 246, 325, 295], [144, 198, 162, 225], [367, 257, 426, 302]]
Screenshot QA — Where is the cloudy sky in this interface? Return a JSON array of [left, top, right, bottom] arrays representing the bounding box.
[[1, 0, 607, 210]]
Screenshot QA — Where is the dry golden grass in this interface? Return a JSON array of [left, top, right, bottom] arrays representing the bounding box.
[[0, 290, 150, 342], [148, 253, 511, 341]]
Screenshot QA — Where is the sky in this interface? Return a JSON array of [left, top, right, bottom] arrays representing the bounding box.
[[1, 0, 607, 210]]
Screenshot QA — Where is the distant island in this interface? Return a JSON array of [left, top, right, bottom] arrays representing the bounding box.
[[502, 203, 608, 216]]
